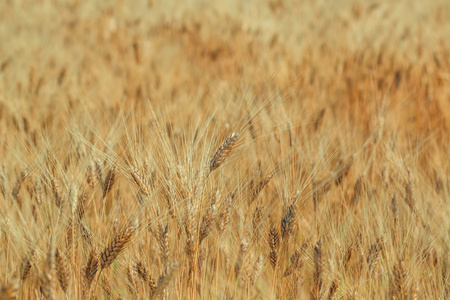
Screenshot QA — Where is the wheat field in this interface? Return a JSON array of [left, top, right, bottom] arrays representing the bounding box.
[[0, 0, 449, 299]]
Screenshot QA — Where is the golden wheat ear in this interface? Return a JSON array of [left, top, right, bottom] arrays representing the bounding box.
[[102, 166, 117, 199], [84, 248, 99, 289], [209, 132, 239, 172], [100, 226, 136, 270], [18, 250, 34, 281], [283, 246, 304, 277], [40, 247, 55, 300], [392, 259, 408, 299], [55, 248, 70, 294]]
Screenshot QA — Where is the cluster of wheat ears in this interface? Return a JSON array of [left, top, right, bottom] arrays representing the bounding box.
[[0, 88, 448, 300], [1, 0, 450, 299]]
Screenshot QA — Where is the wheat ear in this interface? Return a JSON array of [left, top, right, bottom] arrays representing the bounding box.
[[102, 166, 117, 198], [55, 249, 70, 294], [93, 227, 135, 298], [100, 226, 136, 269], [84, 248, 99, 289], [209, 132, 239, 172]]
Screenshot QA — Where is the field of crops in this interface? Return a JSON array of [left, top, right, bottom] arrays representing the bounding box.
[[0, 0, 449, 299]]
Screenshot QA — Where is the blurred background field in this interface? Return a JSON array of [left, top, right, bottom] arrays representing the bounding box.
[[0, 0, 449, 299]]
